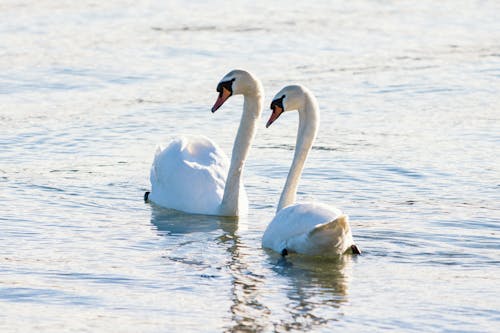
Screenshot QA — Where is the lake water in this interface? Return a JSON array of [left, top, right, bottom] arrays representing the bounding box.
[[1, 0, 499, 331]]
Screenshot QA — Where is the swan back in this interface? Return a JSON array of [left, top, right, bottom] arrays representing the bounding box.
[[149, 135, 229, 215]]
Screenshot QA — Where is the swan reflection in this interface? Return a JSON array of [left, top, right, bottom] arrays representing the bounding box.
[[150, 204, 237, 236], [272, 254, 351, 297], [149, 205, 352, 331], [226, 250, 353, 331], [149, 204, 238, 274], [264, 253, 353, 331]]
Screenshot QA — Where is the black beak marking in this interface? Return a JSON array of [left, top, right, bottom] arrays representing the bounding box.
[[216, 78, 235, 96], [270, 94, 285, 111]]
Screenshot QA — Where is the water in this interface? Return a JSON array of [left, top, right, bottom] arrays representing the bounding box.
[[1, 0, 499, 331]]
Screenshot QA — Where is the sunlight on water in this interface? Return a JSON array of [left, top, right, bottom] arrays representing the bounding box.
[[1, 0, 499, 332]]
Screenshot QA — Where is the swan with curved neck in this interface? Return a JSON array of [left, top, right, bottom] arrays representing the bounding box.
[[147, 70, 263, 217], [262, 85, 360, 256]]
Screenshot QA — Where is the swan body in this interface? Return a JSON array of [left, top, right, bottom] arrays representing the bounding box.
[[148, 70, 263, 217], [149, 135, 247, 215], [262, 85, 360, 256], [262, 202, 354, 256]]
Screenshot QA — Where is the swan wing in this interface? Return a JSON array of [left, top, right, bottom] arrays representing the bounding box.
[[149, 135, 229, 215]]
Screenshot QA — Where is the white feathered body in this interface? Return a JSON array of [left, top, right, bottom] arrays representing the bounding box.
[[149, 135, 248, 215], [262, 202, 354, 256], [261, 85, 359, 257]]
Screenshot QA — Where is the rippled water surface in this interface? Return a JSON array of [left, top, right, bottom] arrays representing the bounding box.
[[1, 1, 499, 332]]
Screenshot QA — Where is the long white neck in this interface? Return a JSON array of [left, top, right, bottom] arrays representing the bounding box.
[[219, 91, 263, 216], [277, 92, 319, 212]]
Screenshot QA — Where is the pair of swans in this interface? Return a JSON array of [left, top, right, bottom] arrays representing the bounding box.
[[147, 69, 360, 257]]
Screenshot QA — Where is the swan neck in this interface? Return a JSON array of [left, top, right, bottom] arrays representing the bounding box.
[[219, 91, 262, 216], [277, 93, 319, 212]]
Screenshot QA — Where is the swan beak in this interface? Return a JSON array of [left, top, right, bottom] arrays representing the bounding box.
[[211, 87, 232, 113], [266, 105, 283, 128]]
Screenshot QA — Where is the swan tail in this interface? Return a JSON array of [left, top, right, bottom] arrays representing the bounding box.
[[305, 214, 354, 255], [309, 214, 350, 236]]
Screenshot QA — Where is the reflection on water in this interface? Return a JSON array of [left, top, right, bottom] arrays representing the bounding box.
[[270, 255, 351, 331], [274, 255, 350, 299], [2, 0, 499, 331], [150, 205, 352, 332], [150, 204, 237, 236], [226, 232, 270, 332]]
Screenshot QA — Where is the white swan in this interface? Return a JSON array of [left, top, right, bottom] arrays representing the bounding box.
[[262, 85, 361, 256], [147, 70, 263, 217]]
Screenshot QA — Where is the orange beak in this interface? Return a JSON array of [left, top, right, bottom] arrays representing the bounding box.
[[211, 87, 232, 113], [266, 105, 283, 128]]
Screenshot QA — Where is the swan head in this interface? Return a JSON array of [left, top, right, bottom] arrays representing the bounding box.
[[211, 69, 262, 113], [266, 85, 310, 128]]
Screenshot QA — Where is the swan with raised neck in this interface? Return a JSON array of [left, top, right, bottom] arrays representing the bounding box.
[[147, 69, 263, 217], [267, 84, 319, 212], [262, 84, 360, 256], [214, 69, 264, 216]]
